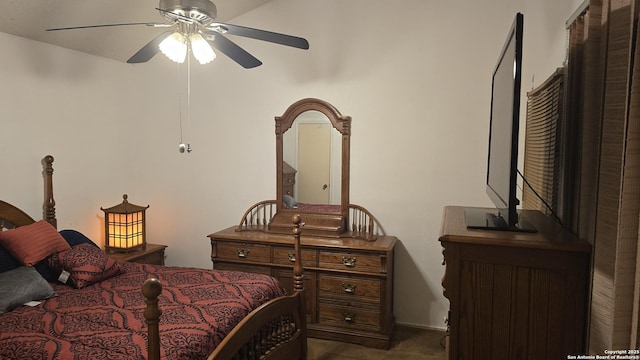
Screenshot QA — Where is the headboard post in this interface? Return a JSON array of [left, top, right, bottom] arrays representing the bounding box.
[[142, 278, 163, 360], [43, 155, 57, 229], [291, 214, 304, 293]]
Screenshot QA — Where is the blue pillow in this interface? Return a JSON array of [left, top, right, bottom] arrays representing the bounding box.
[[0, 245, 21, 273], [59, 230, 99, 248], [34, 260, 58, 282]]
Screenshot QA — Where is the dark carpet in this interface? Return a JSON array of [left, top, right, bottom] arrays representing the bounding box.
[[307, 326, 447, 360]]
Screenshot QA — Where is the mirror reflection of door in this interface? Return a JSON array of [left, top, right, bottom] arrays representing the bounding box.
[[298, 123, 331, 203], [282, 109, 342, 206]]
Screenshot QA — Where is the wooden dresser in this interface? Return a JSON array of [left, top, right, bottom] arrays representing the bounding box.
[[439, 206, 591, 360], [208, 227, 397, 349]]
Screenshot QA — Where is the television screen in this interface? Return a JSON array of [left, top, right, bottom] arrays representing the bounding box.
[[466, 12, 535, 232]]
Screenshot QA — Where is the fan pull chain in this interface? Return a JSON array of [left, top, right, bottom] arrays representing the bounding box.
[[178, 45, 193, 154], [177, 62, 185, 150], [186, 47, 192, 153]]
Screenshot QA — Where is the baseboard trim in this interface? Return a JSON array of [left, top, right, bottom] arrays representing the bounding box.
[[394, 322, 446, 332]]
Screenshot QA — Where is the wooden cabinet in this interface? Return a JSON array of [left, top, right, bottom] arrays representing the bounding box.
[[107, 244, 167, 265], [208, 227, 397, 349], [439, 206, 591, 360]]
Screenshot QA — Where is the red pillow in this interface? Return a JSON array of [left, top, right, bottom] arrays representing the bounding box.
[[48, 243, 123, 289], [0, 220, 71, 266]]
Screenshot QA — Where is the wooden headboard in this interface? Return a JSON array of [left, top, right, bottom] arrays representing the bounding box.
[[0, 155, 57, 230]]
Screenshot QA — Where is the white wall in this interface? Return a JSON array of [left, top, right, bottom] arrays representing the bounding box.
[[0, 0, 584, 329]]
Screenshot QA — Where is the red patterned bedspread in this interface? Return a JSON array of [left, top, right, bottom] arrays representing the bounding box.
[[0, 262, 285, 360]]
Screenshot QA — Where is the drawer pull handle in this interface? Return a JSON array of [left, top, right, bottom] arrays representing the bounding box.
[[343, 313, 355, 323], [342, 283, 357, 294], [342, 256, 357, 268], [237, 249, 250, 258], [288, 253, 296, 263]]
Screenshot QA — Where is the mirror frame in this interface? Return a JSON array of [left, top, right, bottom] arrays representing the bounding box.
[[272, 98, 351, 236]]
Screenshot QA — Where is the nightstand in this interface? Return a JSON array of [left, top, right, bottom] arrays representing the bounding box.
[[107, 244, 167, 265]]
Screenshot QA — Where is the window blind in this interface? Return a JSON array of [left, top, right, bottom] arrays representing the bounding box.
[[522, 68, 565, 218]]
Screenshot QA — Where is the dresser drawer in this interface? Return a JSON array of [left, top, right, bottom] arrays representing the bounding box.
[[133, 251, 164, 265], [319, 274, 381, 304], [273, 246, 317, 267], [213, 261, 272, 276], [318, 300, 380, 332], [319, 251, 384, 274], [215, 241, 271, 264], [283, 173, 295, 187], [108, 244, 166, 265]]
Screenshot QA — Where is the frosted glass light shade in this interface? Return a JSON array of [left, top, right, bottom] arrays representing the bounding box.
[[159, 32, 187, 63], [190, 33, 216, 64]]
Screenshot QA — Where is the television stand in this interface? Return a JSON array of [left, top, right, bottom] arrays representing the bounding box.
[[464, 207, 537, 233], [440, 206, 591, 359]]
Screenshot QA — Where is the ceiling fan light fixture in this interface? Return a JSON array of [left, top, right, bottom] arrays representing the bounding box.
[[190, 33, 216, 64], [49, 0, 308, 67], [159, 31, 187, 63]]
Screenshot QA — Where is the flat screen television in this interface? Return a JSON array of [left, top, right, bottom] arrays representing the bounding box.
[[466, 12, 535, 232]]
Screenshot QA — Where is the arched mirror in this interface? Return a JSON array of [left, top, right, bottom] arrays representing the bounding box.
[[269, 98, 351, 236], [282, 110, 342, 206]]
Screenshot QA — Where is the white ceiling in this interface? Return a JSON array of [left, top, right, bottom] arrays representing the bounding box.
[[0, 0, 271, 62]]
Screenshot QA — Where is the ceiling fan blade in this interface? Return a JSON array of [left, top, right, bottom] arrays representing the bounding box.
[[207, 33, 262, 69], [127, 31, 174, 64], [209, 23, 309, 50], [47, 22, 169, 32]]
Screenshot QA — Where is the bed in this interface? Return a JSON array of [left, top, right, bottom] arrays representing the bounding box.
[[0, 155, 306, 360]]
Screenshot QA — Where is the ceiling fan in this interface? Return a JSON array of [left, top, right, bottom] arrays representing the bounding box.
[[46, 0, 309, 68]]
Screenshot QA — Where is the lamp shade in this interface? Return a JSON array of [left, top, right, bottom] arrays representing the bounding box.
[[190, 33, 216, 64], [159, 32, 187, 63], [101, 194, 149, 252]]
